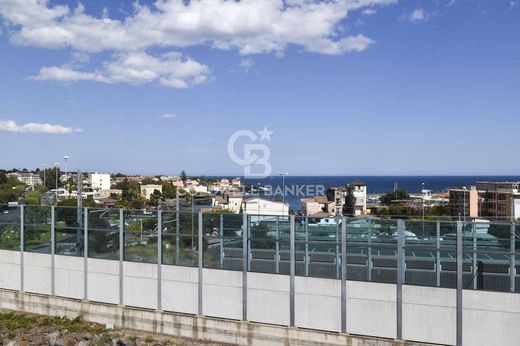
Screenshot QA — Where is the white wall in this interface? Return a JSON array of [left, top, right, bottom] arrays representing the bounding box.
[[24, 252, 52, 295], [87, 258, 119, 304], [346, 281, 396, 339], [203, 268, 242, 320], [295, 276, 341, 332], [123, 262, 157, 309], [248, 272, 290, 326], [161, 265, 198, 315], [55, 255, 84, 300], [463, 290, 520, 346], [403, 285, 456, 345], [0, 249, 20, 291]]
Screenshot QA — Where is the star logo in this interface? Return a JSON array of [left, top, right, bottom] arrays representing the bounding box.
[[258, 126, 273, 141]]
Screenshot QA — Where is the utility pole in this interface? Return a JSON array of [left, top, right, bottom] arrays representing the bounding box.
[[77, 171, 83, 255]]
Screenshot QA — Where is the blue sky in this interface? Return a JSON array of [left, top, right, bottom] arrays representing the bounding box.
[[0, 0, 518, 176]]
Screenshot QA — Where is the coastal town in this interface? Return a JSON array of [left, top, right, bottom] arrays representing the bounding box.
[[2, 169, 519, 223]]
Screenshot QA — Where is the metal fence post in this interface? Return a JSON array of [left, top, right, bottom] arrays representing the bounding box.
[[341, 217, 347, 334], [335, 218, 340, 279], [290, 215, 295, 327], [396, 219, 404, 340], [436, 221, 441, 287], [275, 216, 280, 274], [472, 223, 477, 290], [242, 213, 248, 321], [456, 221, 463, 346], [368, 219, 372, 282], [20, 205, 24, 292], [157, 210, 162, 311], [51, 205, 55, 296], [198, 210, 203, 316], [510, 223, 516, 293], [305, 216, 309, 277], [220, 214, 224, 269], [176, 189, 180, 264], [119, 208, 124, 306], [83, 208, 88, 301]]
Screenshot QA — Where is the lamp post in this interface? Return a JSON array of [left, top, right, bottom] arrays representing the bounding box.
[[462, 186, 467, 222], [42, 164, 47, 188], [54, 162, 59, 204], [278, 172, 288, 217], [62, 156, 70, 197]]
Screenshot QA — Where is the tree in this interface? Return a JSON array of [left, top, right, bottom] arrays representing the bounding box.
[[379, 189, 410, 205], [161, 182, 176, 199], [180, 170, 187, 184], [149, 189, 163, 207], [40, 167, 61, 190]]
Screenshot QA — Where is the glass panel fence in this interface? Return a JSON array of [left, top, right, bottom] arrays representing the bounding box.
[[162, 211, 199, 267], [0, 205, 21, 250], [87, 208, 120, 260], [24, 205, 51, 253], [55, 206, 83, 256], [123, 209, 158, 263], [203, 212, 243, 271]]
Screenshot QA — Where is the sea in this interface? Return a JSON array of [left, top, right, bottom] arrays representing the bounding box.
[[233, 176, 520, 210]]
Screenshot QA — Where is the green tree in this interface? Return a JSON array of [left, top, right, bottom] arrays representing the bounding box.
[[161, 182, 176, 199], [149, 190, 163, 207], [40, 167, 61, 190], [180, 170, 187, 184], [379, 190, 410, 205]]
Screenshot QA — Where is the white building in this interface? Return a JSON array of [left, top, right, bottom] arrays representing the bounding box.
[[346, 182, 367, 216], [89, 173, 111, 191], [242, 197, 289, 216], [212, 193, 244, 214], [140, 184, 163, 200], [8, 172, 42, 187]]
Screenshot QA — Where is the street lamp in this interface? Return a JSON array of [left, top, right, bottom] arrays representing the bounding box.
[[42, 164, 47, 188], [278, 172, 288, 217], [462, 186, 467, 222], [62, 156, 70, 197], [54, 162, 59, 204]]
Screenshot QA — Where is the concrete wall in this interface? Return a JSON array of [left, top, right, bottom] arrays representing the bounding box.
[[4, 249, 520, 346], [24, 252, 51, 295], [403, 285, 456, 345], [295, 276, 341, 332], [463, 290, 520, 346], [248, 272, 290, 326], [161, 265, 198, 315], [87, 258, 119, 304], [55, 255, 84, 300], [123, 262, 157, 309], [346, 281, 396, 339], [202, 268, 242, 320], [0, 249, 20, 291]]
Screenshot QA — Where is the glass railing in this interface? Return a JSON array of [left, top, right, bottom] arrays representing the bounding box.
[[2, 204, 519, 293]]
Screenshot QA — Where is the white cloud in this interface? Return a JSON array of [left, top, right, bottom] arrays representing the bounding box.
[[409, 8, 428, 23], [0, 0, 396, 56], [31, 51, 211, 88], [0, 119, 83, 134], [0, 0, 399, 88], [362, 9, 377, 16], [159, 113, 177, 119], [240, 58, 255, 73]]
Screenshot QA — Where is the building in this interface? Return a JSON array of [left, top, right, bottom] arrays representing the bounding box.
[[448, 186, 482, 219], [242, 197, 289, 216], [140, 184, 163, 200], [89, 173, 111, 191], [343, 181, 367, 216], [8, 172, 42, 187], [476, 182, 520, 221], [448, 182, 520, 221], [212, 193, 243, 213], [326, 187, 348, 216], [300, 196, 329, 216]]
